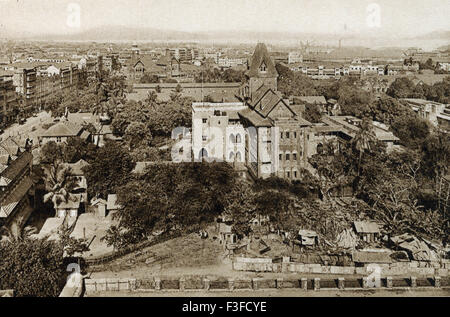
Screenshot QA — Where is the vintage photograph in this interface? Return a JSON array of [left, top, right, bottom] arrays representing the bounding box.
[[0, 0, 449, 302]]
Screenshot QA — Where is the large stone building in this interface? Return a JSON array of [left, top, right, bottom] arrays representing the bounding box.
[[0, 73, 19, 125], [191, 43, 400, 180]]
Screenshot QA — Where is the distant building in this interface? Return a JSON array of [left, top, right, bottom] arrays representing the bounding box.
[[0, 74, 19, 125], [190, 43, 400, 182], [288, 52, 303, 64], [400, 98, 449, 130]]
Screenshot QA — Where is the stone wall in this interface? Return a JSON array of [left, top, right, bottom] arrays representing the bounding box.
[[84, 275, 449, 294], [232, 257, 450, 277]]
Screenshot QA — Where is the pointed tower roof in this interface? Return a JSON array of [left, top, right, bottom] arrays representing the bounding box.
[[247, 43, 278, 78]]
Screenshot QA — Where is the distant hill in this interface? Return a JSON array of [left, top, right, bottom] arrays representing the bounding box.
[[3, 25, 449, 51]]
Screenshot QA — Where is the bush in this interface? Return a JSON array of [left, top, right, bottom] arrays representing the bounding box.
[[0, 239, 67, 297]]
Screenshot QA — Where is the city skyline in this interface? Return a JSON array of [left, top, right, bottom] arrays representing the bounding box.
[[0, 0, 449, 38]]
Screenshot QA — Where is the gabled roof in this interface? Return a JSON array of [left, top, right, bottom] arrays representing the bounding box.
[[247, 43, 278, 78], [0, 176, 33, 218], [64, 159, 89, 176], [238, 108, 273, 127], [56, 193, 81, 210], [294, 96, 327, 105], [40, 122, 83, 137]]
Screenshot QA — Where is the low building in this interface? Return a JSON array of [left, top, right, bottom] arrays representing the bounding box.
[[107, 194, 121, 214], [39, 121, 88, 145], [297, 230, 318, 246], [55, 193, 81, 218], [353, 221, 381, 243], [90, 197, 108, 218], [400, 98, 448, 129]]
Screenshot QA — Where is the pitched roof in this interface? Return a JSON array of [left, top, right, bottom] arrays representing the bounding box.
[[294, 96, 327, 105], [0, 176, 33, 218], [238, 108, 272, 127], [40, 122, 83, 137], [353, 221, 381, 234], [107, 194, 121, 210], [65, 159, 89, 176], [247, 43, 278, 78]]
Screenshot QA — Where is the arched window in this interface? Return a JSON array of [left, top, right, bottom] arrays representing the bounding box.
[[260, 62, 267, 73], [317, 143, 324, 155], [236, 151, 242, 161], [229, 133, 235, 144], [229, 151, 235, 161], [199, 148, 208, 159], [236, 134, 242, 144]]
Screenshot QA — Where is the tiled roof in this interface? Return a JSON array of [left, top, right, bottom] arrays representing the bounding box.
[[0, 176, 33, 218], [238, 108, 272, 127], [40, 122, 83, 137], [0, 151, 32, 187], [247, 43, 278, 78]]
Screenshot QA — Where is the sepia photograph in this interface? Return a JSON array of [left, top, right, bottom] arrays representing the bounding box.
[[0, 0, 449, 306]]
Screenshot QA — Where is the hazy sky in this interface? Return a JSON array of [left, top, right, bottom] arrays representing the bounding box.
[[0, 0, 449, 36]]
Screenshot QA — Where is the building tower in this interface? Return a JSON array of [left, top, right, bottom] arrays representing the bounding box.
[[246, 43, 279, 100]]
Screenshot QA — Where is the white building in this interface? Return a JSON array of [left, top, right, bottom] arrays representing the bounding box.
[[191, 102, 247, 163]]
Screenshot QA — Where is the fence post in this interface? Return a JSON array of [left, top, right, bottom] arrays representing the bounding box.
[[276, 278, 283, 289], [301, 278, 308, 290], [386, 277, 393, 289], [313, 278, 320, 291], [434, 276, 441, 288], [179, 277, 186, 291], [338, 278, 345, 290], [228, 278, 235, 291], [154, 277, 161, 290], [204, 278, 210, 291], [410, 276, 417, 288]]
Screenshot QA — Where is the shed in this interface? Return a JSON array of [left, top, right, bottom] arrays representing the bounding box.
[[107, 194, 121, 212], [297, 230, 319, 246], [353, 221, 381, 243], [90, 197, 108, 217]]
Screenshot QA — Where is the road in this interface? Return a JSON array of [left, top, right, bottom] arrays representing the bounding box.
[[0, 111, 52, 144]]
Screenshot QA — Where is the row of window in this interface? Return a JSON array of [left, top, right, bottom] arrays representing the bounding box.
[[281, 170, 299, 179], [201, 134, 243, 144], [279, 152, 302, 162], [280, 131, 300, 140]]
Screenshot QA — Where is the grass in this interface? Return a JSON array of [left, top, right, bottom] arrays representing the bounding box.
[[91, 229, 225, 274]]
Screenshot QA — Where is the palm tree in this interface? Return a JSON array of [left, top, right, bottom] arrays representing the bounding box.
[[145, 91, 158, 104], [0, 225, 38, 243], [352, 118, 376, 176], [43, 165, 78, 214]]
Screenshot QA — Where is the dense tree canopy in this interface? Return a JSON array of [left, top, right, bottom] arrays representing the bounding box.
[[83, 140, 135, 199]]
